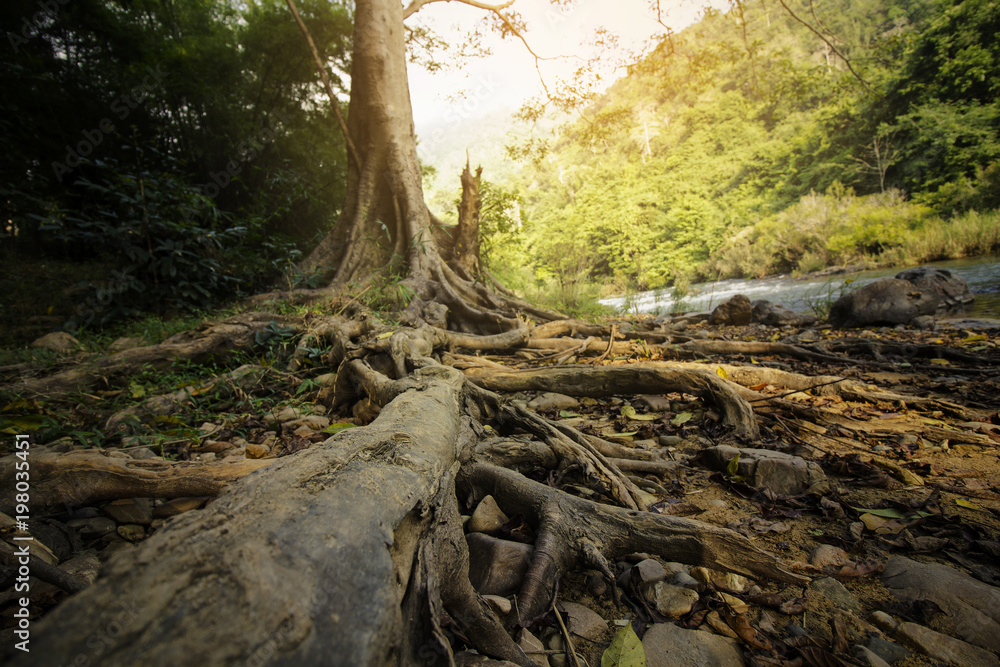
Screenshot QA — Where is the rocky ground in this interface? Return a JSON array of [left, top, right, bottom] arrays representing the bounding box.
[[2, 304, 999, 666]]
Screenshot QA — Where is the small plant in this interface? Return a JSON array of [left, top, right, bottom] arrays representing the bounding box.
[[804, 277, 855, 320]]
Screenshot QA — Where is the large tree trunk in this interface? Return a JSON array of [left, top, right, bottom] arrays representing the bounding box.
[[299, 0, 427, 285], [297, 0, 557, 334]]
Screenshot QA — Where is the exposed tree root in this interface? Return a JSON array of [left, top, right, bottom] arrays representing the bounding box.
[[0, 450, 272, 514], [13, 318, 818, 666], [458, 462, 808, 629], [21, 311, 993, 665], [464, 364, 759, 439], [671, 339, 847, 364], [11, 312, 295, 397]]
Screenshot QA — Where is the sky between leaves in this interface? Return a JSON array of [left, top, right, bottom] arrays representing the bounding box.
[[406, 0, 727, 130]]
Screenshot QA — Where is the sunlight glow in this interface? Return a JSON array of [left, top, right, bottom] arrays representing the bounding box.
[[407, 0, 726, 129]]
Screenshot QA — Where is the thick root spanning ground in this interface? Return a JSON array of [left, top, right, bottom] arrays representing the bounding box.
[[3, 307, 998, 666]]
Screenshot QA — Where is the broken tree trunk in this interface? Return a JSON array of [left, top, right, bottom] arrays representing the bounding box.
[[450, 159, 483, 281]]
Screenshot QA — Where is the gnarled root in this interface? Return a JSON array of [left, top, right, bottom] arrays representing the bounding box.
[[458, 462, 809, 629], [465, 364, 759, 439]]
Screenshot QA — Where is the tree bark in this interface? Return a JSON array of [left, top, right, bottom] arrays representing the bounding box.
[[295, 0, 559, 334], [451, 159, 483, 280]]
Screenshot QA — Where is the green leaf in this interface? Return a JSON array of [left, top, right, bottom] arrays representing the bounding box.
[[850, 507, 927, 519], [852, 507, 905, 518], [0, 415, 46, 434], [621, 405, 658, 421], [602, 624, 646, 667], [716, 366, 728, 379], [558, 410, 582, 418], [726, 453, 741, 477], [671, 412, 693, 425], [955, 499, 981, 510], [322, 422, 356, 435], [130, 382, 147, 399]]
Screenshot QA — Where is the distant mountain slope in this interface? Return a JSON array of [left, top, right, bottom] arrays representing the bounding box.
[[507, 0, 999, 289], [416, 106, 528, 222]]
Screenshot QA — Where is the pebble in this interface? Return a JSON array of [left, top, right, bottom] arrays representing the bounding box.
[[809, 544, 850, 569], [808, 576, 861, 614], [245, 443, 269, 459], [527, 392, 579, 411], [128, 447, 160, 459], [894, 621, 1000, 667], [284, 415, 331, 431], [517, 630, 545, 663], [851, 645, 891, 667], [642, 622, 744, 667], [648, 582, 699, 618], [152, 497, 209, 519], [58, 552, 101, 586], [865, 636, 910, 664], [482, 595, 511, 615], [30, 331, 80, 352], [637, 395, 673, 411], [586, 571, 607, 597], [67, 516, 116, 539], [117, 524, 146, 542], [102, 498, 153, 525], [673, 572, 699, 588], [467, 495, 509, 535], [618, 558, 668, 590], [466, 533, 533, 597], [559, 601, 608, 641]]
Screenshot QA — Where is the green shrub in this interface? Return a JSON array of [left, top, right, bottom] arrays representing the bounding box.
[[32, 151, 296, 329]]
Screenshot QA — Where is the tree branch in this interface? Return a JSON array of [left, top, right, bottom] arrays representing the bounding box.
[[775, 0, 877, 96], [402, 0, 516, 21], [285, 0, 361, 168]]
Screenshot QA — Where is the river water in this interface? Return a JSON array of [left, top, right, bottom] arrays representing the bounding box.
[[600, 256, 1000, 318]]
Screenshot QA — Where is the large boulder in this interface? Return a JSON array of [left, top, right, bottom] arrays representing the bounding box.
[[828, 267, 973, 328], [709, 294, 752, 326]]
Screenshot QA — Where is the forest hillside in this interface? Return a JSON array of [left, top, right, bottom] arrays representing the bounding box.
[[439, 0, 1000, 311]]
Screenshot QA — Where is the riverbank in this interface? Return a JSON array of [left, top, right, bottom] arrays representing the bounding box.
[[601, 255, 1000, 319], [699, 192, 1000, 283]]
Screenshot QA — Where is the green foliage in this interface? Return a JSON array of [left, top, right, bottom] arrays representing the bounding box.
[[500, 0, 1000, 290], [1, 0, 352, 329], [34, 154, 251, 326], [358, 270, 417, 314], [705, 186, 935, 276], [478, 180, 525, 270]]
